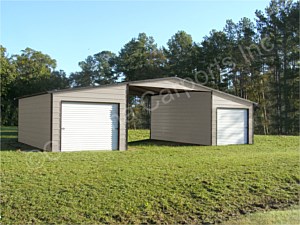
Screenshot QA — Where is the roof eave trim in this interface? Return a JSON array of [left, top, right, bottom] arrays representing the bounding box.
[[173, 77, 257, 105]]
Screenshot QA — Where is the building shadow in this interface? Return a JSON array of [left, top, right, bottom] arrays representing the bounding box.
[[1, 128, 35, 151], [128, 139, 198, 147]]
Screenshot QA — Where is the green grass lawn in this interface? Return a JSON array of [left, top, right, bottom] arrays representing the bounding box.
[[1, 127, 299, 224], [222, 205, 300, 225]]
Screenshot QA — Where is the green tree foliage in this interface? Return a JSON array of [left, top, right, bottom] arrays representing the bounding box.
[[1, 46, 17, 125], [200, 30, 232, 90], [69, 51, 118, 87], [164, 31, 198, 80], [117, 33, 166, 81], [224, 18, 258, 97], [1, 47, 69, 125], [255, 0, 299, 134], [128, 96, 150, 129], [70, 56, 95, 87], [94, 51, 118, 85], [39, 70, 70, 91], [191, 0, 298, 135], [1, 46, 16, 96], [11, 48, 57, 97], [222, 17, 271, 134], [116, 33, 166, 126]]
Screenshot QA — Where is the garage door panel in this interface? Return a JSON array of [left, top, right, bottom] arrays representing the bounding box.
[[61, 102, 119, 151], [217, 124, 245, 129], [62, 134, 117, 138], [217, 109, 248, 145], [62, 124, 118, 129], [217, 139, 244, 145], [218, 114, 244, 119], [217, 119, 245, 124], [217, 133, 245, 140], [64, 123, 118, 128]]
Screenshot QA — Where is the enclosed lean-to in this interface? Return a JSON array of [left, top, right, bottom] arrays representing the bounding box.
[[18, 77, 255, 151]]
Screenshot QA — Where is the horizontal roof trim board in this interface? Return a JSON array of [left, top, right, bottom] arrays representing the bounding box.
[[17, 77, 256, 105]]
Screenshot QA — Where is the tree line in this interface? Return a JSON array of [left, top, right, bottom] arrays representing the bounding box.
[[1, 0, 299, 135]]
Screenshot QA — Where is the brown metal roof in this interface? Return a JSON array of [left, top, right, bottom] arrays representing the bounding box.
[[17, 76, 257, 105]]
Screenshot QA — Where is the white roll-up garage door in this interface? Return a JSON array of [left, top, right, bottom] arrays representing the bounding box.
[[61, 102, 119, 151], [217, 109, 248, 145]]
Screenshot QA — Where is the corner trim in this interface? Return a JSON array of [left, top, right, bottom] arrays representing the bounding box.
[[150, 96, 152, 140], [50, 93, 53, 151], [252, 104, 255, 144], [117, 103, 121, 150], [210, 91, 213, 145], [125, 84, 129, 150]]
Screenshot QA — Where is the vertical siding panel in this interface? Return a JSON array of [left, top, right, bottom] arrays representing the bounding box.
[[52, 85, 127, 152], [151, 92, 211, 145], [18, 94, 51, 150]]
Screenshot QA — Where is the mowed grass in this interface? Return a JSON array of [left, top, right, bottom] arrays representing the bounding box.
[[222, 206, 300, 225], [1, 127, 299, 224]]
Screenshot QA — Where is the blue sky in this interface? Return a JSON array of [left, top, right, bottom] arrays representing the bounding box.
[[1, 0, 270, 75]]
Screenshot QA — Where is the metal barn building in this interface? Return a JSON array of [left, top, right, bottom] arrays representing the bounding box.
[[18, 77, 256, 152]]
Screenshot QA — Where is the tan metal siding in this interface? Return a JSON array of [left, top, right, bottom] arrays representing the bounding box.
[[52, 85, 127, 152], [18, 94, 51, 150], [151, 92, 211, 145], [131, 79, 210, 92], [212, 92, 253, 145]]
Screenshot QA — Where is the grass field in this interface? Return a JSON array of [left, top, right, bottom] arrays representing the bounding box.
[[223, 206, 300, 224], [1, 127, 299, 224]]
